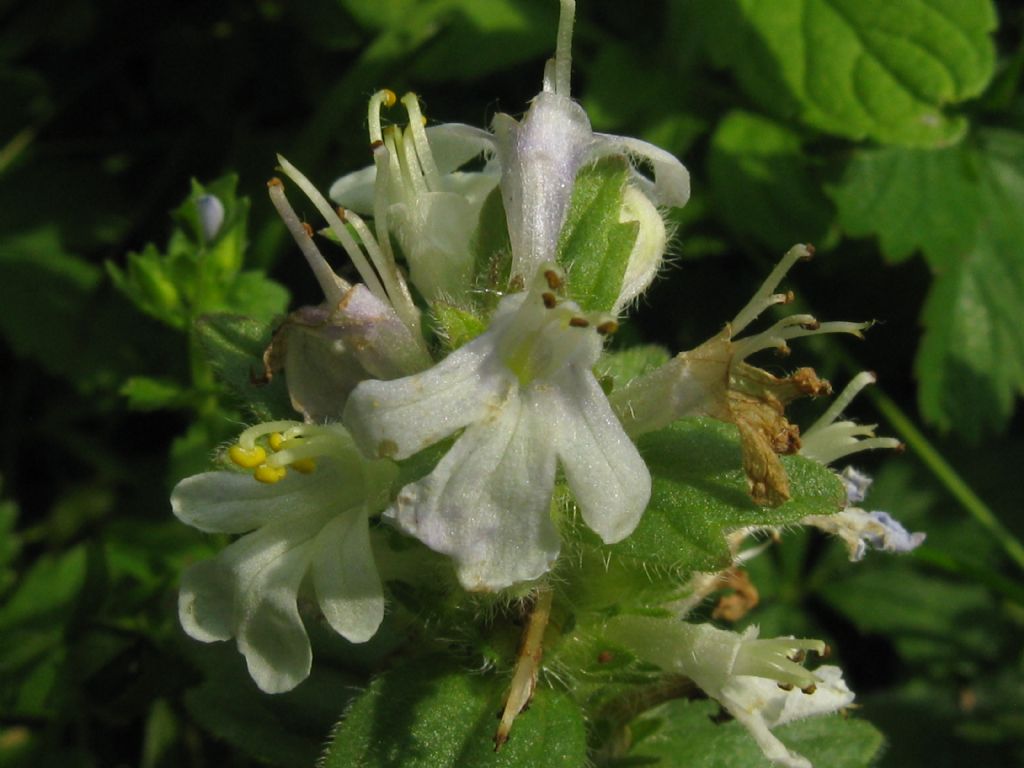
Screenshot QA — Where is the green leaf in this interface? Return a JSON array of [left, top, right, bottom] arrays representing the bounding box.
[[410, 0, 559, 82], [120, 376, 194, 412], [596, 344, 671, 389], [0, 547, 88, 718], [223, 270, 290, 323], [557, 156, 639, 312], [705, 0, 997, 146], [431, 302, 488, 351], [183, 643, 357, 767], [829, 143, 980, 263], [628, 698, 884, 768], [0, 228, 103, 376], [708, 111, 834, 251], [819, 562, 996, 664], [106, 243, 187, 329], [0, 497, 20, 594], [830, 130, 1024, 437], [607, 419, 844, 577], [322, 658, 586, 768], [193, 314, 293, 421]]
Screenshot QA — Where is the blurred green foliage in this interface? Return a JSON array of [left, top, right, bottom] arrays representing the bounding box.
[[1, 0, 1023, 766]]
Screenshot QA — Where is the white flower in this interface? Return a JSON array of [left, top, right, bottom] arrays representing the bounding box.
[[607, 618, 854, 768], [610, 244, 867, 505], [493, 0, 689, 291], [173, 421, 396, 693], [343, 264, 651, 591], [330, 90, 499, 302]]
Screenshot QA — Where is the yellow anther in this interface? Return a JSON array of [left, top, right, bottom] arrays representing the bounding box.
[[291, 458, 317, 474], [381, 88, 397, 107], [254, 464, 288, 484], [420, 115, 427, 126], [229, 444, 267, 469], [268, 432, 285, 452]]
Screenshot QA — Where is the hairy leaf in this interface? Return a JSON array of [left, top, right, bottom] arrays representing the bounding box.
[[322, 658, 586, 768]]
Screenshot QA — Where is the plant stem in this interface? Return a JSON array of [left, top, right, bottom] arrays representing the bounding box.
[[495, 586, 554, 750], [867, 386, 1024, 572]]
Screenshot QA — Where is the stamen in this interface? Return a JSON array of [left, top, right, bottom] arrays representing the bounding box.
[[542, 292, 558, 309], [730, 244, 811, 335], [398, 124, 429, 197], [806, 371, 877, 434], [268, 433, 285, 452], [801, 684, 817, 695], [291, 458, 316, 474], [367, 89, 396, 146], [733, 637, 826, 688], [401, 93, 441, 190], [596, 320, 619, 336], [733, 316, 869, 360], [267, 178, 350, 307], [254, 464, 287, 484], [554, 0, 576, 97], [569, 317, 590, 328], [544, 268, 564, 291], [228, 444, 267, 469], [276, 154, 389, 303], [238, 420, 305, 450]]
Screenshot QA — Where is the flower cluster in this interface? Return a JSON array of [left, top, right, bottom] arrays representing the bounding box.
[[172, 0, 923, 763]]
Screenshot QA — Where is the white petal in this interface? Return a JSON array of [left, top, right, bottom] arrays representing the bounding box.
[[592, 133, 690, 209], [235, 537, 317, 693], [718, 667, 855, 768], [424, 123, 496, 174], [721, 693, 811, 768], [439, 170, 500, 209], [311, 507, 384, 643], [547, 368, 651, 543], [393, 191, 478, 300], [172, 468, 342, 534], [179, 558, 234, 642], [387, 389, 560, 591], [328, 164, 377, 213], [344, 332, 512, 460]]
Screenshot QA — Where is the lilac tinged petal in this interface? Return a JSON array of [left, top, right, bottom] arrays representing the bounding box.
[[332, 283, 433, 378], [494, 93, 594, 281], [592, 133, 691, 208]]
